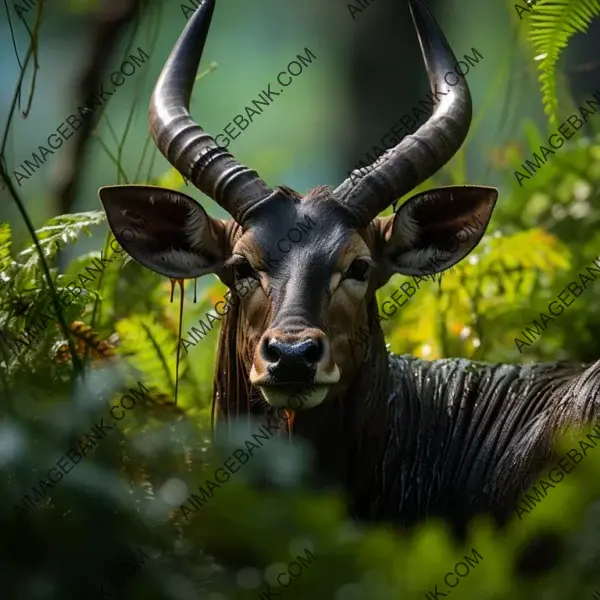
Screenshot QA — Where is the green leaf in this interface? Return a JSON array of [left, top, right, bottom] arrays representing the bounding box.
[[525, 0, 600, 125], [15, 211, 105, 290], [0, 222, 13, 276], [115, 314, 180, 399]]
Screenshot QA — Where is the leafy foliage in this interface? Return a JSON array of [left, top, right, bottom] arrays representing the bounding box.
[[379, 227, 571, 361], [515, 0, 600, 124]]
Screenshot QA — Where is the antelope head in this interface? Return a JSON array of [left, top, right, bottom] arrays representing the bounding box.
[[99, 0, 497, 411]]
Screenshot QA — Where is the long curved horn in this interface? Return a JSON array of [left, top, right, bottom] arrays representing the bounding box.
[[334, 0, 473, 226], [149, 0, 272, 223]]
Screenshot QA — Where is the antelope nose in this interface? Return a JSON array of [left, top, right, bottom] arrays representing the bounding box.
[[261, 337, 324, 382]]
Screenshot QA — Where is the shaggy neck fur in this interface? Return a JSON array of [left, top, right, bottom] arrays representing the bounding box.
[[213, 288, 600, 534]]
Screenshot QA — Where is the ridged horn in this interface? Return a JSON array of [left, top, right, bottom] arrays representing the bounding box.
[[334, 0, 473, 226], [149, 0, 272, 223]]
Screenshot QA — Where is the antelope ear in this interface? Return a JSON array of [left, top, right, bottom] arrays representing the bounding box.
[[383, 185, 498, 276], [98, 185, 225, 279]]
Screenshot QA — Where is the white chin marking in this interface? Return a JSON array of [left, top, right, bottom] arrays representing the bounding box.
[[259, 386, 329, 410]]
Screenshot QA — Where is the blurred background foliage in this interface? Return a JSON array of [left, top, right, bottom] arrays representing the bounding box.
[[1, 0, 600, 598]]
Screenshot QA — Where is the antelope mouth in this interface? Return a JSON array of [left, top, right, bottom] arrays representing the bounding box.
[[251, 364, 340, 409], [257, 384, 332, 410]]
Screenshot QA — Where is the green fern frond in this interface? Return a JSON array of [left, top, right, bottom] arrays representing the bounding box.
[[526, 0, 600, 125], [0, 213, 108, 365], [15, 211, 105, 288], [381, 228, 571, 358], [18, 212, 105, 256], [0, 222, 12, 274], [116, 314, 182, 399], [94, 246, 126, 329]]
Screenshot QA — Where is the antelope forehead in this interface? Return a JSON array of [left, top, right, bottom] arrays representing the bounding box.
[[248, 223, 367, 270]]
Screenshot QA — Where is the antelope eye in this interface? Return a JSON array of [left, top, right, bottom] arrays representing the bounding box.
[[234, 260, 258, 281], [344, 259, 370, 282]]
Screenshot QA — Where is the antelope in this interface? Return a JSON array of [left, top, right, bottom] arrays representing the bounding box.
[[99, 0, 600, 533]]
